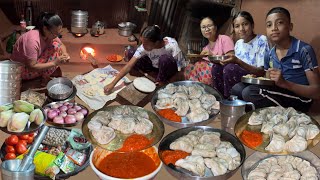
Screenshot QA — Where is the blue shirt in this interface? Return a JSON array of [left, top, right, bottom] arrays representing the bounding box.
[[235, 34, 269, 67], [264, 37, 318, 85]]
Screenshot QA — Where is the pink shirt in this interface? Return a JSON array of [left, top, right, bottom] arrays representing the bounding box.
[[10, 30, 61, 64], [203, 34, 234, 55]]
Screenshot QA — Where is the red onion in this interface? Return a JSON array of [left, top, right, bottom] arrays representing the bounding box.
[[65, 115, 76, 124], [78, 109, 88, 116], [74, 112, 85, 121], [60, 111, 68, 118], [51, 104, 60, 109], [48, 110, 58, 119], [59, 105, 68, 112], [51, 108, 60, 114], [63, 102, 70, 106], [74, 105, 82, 111], [67, 108, 77, 115], [67, 104, 73, 109], [53, 116, 64, 124]]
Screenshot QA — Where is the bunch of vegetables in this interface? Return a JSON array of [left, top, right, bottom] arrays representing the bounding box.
[[0, 100, 45, 132], [4, 133, 34, 160], [44, 102, 88, 124]]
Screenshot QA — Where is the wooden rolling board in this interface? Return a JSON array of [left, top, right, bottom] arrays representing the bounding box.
[[116, 83, 157, 107]]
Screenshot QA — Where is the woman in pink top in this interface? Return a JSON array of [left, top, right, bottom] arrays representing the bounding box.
[[184, 17, 234, 86], [11, 12, 69, 85]]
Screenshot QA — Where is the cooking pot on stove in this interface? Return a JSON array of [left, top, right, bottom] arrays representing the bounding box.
[[118, 22, 136, 37]]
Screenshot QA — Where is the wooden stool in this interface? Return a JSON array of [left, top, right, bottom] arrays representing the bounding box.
[[116, 83, 157, 107]]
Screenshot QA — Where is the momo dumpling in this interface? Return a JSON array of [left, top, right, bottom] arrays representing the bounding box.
[[186, 107, 209, 122], [273, 123, 289, 137], [188, 99, 202, 111], [170, 139, 193, 153], [204, 158, 228, 176], [199, 94, 216, 110], [270, 114, 288, 124], [199, 132, 221, 145], [296, 113, 311, 125], [108, 116, 136, 134], [175, 155, 206, 176], [91, 126, 116, 145], [87, 119, 103, 131], [157, 91, 172, 99], [267, 171, 284, 180], [265, 134, 285, 153], [155, 98, 174, 109], [191, 149, 216, 158], [176, 85, 189, 94], [194, 143, 215, 150], [248, 112, 265, 125], [188, 85, 203, 99], [305, 124, 320, 140], [261, 121, 275, 135], [174, 98, 189, 116], [285, 134, 307, 153], [172, 92, 188, 100], [134, 117, 153, 135]]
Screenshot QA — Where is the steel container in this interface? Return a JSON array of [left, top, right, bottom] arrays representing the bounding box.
[[1, 159, 35, 180], [0, 60, 22, 105], [118, 22, 136, 37], [71, 10, 88, 36], [46, 77, 74, 100]]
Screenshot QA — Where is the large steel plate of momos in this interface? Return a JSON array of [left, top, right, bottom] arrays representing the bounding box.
[[235, 106, 320, 155], [82, 105, 164, 151], [151, 81, 223, 128], [158, 126, 246, 179]]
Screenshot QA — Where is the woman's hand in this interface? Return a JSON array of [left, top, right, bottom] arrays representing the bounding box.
[[54, 54, 70, 65], [220, 54, 239, 65], [268, 68, 287, 88], [200, 49, 210, 55], [104, 83, 116, 95]]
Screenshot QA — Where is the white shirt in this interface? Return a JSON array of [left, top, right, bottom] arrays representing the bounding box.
[[133, 37, 186, 70]]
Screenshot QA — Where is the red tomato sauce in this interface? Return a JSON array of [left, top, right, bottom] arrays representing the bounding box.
[[97, 151, 157, 178]]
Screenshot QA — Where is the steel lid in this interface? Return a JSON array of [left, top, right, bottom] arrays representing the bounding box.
[[0, 60, 22, 67], [220, 95, 248, 107]]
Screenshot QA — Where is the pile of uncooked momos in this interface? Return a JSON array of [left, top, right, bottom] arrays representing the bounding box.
[[155, 84, 219, 123], [248, 106, 320, 153], [87, 106, 153, 145], [248, 155, 318, 180], [169, 129, 241, 176]]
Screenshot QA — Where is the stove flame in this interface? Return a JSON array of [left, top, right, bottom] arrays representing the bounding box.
[[80, 46, 96, 60]]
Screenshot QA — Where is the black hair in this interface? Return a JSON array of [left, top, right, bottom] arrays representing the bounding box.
[[141, 25, 162, 43], [35, 12, 63, 36], [232, 11, 254, 27], [200, 17, 216, 26], [266, 7, 291, 22]]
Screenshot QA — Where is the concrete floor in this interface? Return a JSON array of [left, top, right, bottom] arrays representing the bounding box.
[[1, 30, 320, 179]]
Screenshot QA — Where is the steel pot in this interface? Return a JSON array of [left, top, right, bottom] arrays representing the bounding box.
[[118, 22, 136, 37], [220, 95, 255, 133], [47, 77, 74, 100]]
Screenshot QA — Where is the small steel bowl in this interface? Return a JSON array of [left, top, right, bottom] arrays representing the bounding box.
[[208, 55, 230, 62], [158, 126, 246, 180], [46, 77, 73, 100]]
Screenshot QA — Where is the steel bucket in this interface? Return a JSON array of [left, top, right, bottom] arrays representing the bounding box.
[[1, 159, 35, 180]]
